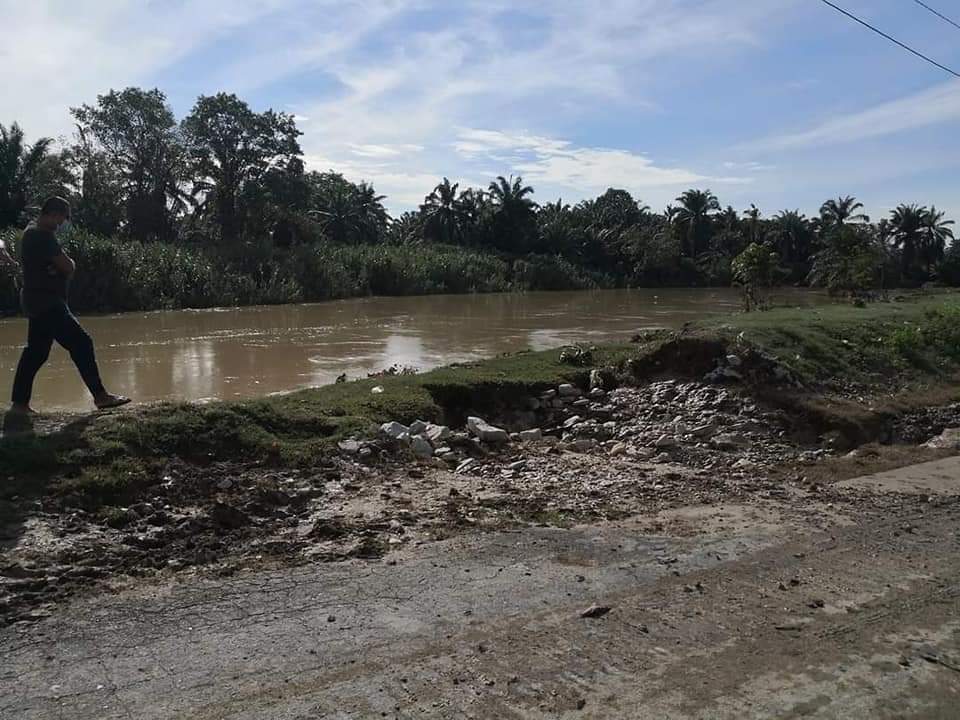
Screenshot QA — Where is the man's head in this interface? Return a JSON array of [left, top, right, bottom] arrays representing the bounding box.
[[38, 196, 71, 231]]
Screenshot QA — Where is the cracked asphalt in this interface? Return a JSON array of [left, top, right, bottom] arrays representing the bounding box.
[[2, 457, 960, 719]]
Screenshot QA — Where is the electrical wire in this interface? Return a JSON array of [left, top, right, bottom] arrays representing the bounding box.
[[819, 0, 960, 78]]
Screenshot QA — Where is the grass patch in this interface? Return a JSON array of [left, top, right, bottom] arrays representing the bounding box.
[[3, 292, 958, 507]]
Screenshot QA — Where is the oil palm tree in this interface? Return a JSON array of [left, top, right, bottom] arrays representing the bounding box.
[[421, 177, 465, 244], [674, 189, 720, 257], [488, 175, 537, 252], [920, 206, 955, 276], [772, 210, 812, 264], [819, 196, 868, 228], [0, 122, 53, 228], [890, 204, 927, 280]]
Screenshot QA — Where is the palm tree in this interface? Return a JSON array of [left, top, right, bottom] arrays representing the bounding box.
[[674, 189, 720, 257], [819, 196, 869, 228], [488, 175, 537, 252], [920, 206, 955, 276], [772, 210, 812, 264], [890, 204, 927, 280], [0, 122, 53, 227], [421, 177, 465, 244]]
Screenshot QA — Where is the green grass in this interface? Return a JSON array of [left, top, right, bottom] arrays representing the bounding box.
[[3, 292, 958, 507]]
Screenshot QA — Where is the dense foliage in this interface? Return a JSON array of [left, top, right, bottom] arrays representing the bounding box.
[[1, 86, 957, 314]]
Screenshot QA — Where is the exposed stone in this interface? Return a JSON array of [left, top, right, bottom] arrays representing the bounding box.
[[380, 421, 409, 440], [608, 442, 628, 457], [726, 354, 743, 368], [209, 503, 250, 530], [371, 385, 385, 394], [519, 428, 543, 443], [508, 460, 527, 471], [589, 369, 605, 390], [410, 435, 434, 459], [563, 415, 583, 429], [925, 428, 960, 450], [655, 434, 677, 449], [456, 459, 477, 474], [558, 383, 581, 398], [425, 423, 452, 444], [337, 439, 362, 454], [540, 389, 558, 400], [467, 417, 510, 444], [564, 439, 597, 453], [712, 433, 747, 450], [409, 420, 428, 436], [589, 388, 606, 399]]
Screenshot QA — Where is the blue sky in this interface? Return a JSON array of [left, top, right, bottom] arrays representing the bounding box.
[[2, 0, 958, 220]]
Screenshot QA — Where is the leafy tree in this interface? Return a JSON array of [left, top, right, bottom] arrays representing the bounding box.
[[0, 122, 52, 227], [182, 93, 302, 243], [592, 188, 647, 230], [809, 224, 881, 297], [71, 88, 186, 242], [732, 242, 779, 311], [674, 189, 720, 257], [305, 171, 388, 244]]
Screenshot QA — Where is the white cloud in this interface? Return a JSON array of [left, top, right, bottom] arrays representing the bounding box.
[[452, 128, 750, 200], [750, 80, 960, 151], [0, 0, 796, 213]]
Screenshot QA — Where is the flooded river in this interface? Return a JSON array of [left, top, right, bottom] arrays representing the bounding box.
[[0, 288, 828, 412]]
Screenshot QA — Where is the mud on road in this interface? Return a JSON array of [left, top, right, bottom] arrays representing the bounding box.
[[2, 382, 958, 628], [2, 457, 960, 719]]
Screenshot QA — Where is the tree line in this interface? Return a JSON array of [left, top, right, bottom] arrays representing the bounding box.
[[1, 86, 957, 299]]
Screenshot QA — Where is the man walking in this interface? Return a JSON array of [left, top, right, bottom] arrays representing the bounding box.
[[9, 197, 130, 414]]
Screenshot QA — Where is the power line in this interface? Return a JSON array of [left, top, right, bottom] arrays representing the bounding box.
[[912, 0, 960, 32], [819, 0, 960, 79]]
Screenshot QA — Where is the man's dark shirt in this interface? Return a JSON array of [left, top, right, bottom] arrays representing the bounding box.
[[19, 226, 68, 317]]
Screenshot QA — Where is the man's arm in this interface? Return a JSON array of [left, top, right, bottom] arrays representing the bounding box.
[[0, 245, 17, 269], [50, 250, 76, 277]]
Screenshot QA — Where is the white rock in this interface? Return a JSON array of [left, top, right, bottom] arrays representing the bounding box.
[[337, 439, 362, 454], [456, 458, 477, 474], [558, 384, 581, 398], [410, 435, 434, 459], [371, 386, 385, 394], [691, 423, 717, 439], [425, 423, 452, 444], [563, 415, 583, 429], [655, 434, 677, 448], [519, 428, 543, 442], [712, 433, 747, 449], [466, 416, 510, 444], [589, 369, 604, 390], [508, 460, 527, 471], [380, 421, 409, 439], [564, 439, 596, 453], [608, 443, 628, 457], [925, 428, 960, 450], [726, 354, 743, 368]]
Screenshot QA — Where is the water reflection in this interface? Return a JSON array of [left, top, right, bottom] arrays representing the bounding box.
[[0, 288, 828, 411]]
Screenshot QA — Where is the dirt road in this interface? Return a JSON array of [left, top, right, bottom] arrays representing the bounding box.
[[2, 457, 959, 719]]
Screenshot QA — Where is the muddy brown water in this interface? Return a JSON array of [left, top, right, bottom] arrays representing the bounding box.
[[0, 288, 829, 412]]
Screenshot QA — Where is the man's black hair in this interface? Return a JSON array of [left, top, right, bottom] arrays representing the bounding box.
[[40, 196, 71, 217]]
